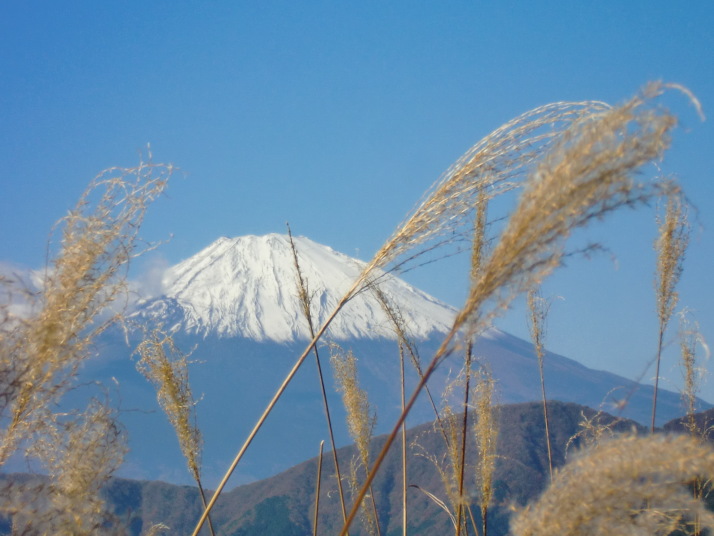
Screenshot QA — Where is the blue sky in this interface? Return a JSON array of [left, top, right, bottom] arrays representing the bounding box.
[[1, 2, 713, 402]]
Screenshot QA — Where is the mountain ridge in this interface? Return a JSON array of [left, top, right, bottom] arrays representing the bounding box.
[[1, 400, 676, 535]]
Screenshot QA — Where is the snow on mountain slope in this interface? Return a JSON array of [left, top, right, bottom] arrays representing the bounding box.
[[133, 234, 457, 341]]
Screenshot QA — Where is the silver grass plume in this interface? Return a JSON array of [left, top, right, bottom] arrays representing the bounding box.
[[330, 343, 381, 536], [0, 160, 171, 465], [340, 83, 687, 535], [135, 328, 216, 536], [16, 402, 127, 535], [511, 434, 714, 536], [651, 187, 691, 430]]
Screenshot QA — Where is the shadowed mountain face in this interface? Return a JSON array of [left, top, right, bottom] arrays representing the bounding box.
[[1, 401, 644, 535], [2, 234, 700, 490], [10, 233, 693, 489], [68, 327, 695, 491]]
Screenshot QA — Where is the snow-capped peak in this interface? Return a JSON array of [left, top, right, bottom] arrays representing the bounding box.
[[133, 234, 457, 342]]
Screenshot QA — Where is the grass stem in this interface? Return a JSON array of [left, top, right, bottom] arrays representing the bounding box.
[[313, 440, 324, 536]]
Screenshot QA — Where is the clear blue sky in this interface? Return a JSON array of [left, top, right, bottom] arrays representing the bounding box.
[[1, 2, 713, 402]]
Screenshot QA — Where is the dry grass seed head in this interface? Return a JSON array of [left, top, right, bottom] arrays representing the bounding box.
[[678, 311, 707, 435], [347, 457, 380, 536], [526, 290, 549, 363], [454, 84, 678, 340], [527, 288, 554, 480], [372, 286, 426, 378], [22, 401, 127, 535], [511, 434, 714, 536], [565, 403, 633, 455], [473, 367, 498, 512], [336, 85, 692, 536], [651, 184, 691, 429], [655, 188, 690, 333], [330, 343, 380, 536], [351, 101, 610, 297], [330, 343, 376, 469], [0, 160, 171, 465], [470, 185, 489, 282], [440, 379, 466, 511], [415, 368, 473, 516], [287, 224, 317, 333], [135, 328, 203, 482]]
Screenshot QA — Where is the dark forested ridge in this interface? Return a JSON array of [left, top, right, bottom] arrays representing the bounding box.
[[1, 400, 662, 535]]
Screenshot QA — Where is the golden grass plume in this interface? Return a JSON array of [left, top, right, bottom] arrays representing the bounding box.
[[341, 83, 685, 535], [473, 367, 498, 536], [11, 401, 128, 535], [330, 342, 381, 536], [652, 186, 691, 430], [135, 328, 217, 536], [510, 434, 714, 536], [0, 160, 172, 466], [135, 328, 203, 483]]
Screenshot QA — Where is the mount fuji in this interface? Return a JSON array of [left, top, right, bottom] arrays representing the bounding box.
[[132, 233, 456, 341], [4, 234, 704, 488]]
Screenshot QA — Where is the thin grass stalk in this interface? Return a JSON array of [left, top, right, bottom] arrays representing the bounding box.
[[399, 341, 408, 536], [371, 287, 423, 535], [455, 343, 473, 536], [195, 480, 216, 536], [374, 286, 465, 533], [369, 473, 382, 536], [679, 311, 705, 535], [410, 484, 457, 529], [313, 440, 324, 536], [339, 85, 679, 536], [375, 286, 474, 532], [314, 346, 351, 533], [467, 506, 480, 536], [288, 225, 350, 530], [461, 189, 488, 536], [527, 289, 553, 480], [373, 286, 449, 448], [651, 189, 690, 431]]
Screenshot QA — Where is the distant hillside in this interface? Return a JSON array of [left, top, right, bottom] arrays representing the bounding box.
[[204, 400, 640, 536], [72, 328, 696, 488], [0, 400, 646, 535], [2, 234, 703, 489]]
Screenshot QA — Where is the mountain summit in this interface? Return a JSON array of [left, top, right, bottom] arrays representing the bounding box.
[[134, 234, 456, 341], [49, 234, 707, 486]]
